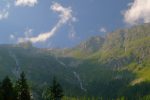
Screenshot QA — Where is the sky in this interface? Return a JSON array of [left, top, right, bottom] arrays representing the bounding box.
[[0, 0, 150, 48]]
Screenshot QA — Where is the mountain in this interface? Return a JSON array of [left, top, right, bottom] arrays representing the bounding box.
[[0, 44, 83, 99], [50, 36, 105, 58], [0, 23, 150, 99], [67, 36, 105, 58]]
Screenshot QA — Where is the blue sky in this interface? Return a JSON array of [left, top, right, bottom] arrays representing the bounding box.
[[0, 0, 149, 48]]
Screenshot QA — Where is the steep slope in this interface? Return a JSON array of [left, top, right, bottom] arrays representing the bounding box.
[[0, 44, 85, 99], [48, 23, 150, 97], [70, 23, 150, 98], [51, 36, 105, 58], [0, 23, 149, 99], [70, 36, 105, 58], [88, 23, 150, 84]]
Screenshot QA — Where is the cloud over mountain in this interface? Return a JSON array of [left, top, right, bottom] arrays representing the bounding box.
[[18, 2, 75, 43], [124, 0, 150, 25]]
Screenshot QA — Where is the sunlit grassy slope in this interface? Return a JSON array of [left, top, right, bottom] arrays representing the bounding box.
[[0, 23, 149, 99]]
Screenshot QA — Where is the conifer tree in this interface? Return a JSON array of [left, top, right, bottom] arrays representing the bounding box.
[[15, 72, 31, 100], [43, 77, 64, 100], [0, 82, 2, 100], [1, 76, 15, 100]]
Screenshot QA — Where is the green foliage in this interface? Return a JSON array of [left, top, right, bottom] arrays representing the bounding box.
[[0, 23, 150, 99], [15, 72, 31, 100], [0, 76, 16, 100], [43, 77, 64, 100]]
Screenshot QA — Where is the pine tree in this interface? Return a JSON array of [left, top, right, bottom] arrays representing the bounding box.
[[43, 77, 64, 100], [0, 82, 3, 100], [15, 72, 31, 100], [1, 76, 15, 100]]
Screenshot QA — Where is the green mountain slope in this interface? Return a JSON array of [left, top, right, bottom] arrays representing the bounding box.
[[51, 36, 105, 58], [0, 44, 84, 99], [0, 23, 150, 99]]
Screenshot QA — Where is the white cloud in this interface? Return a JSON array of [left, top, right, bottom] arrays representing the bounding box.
[[18, 28, 33, 43], [99, 27, 107, 33], [68, 22, 77, 39], [0, 9, 9, 20], [24, 28, 33, 37], [51, 2, 76, 23], [10, 34, 15, 40], [15, 0, 38, 7], [124, 0, 150, 25], [0, 3, 10, 20], [18, 2, 76, 43]]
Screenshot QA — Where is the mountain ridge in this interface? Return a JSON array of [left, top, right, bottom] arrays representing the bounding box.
[[0, 23, 150, 99]]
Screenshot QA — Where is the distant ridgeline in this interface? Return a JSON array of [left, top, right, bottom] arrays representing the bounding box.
[[0, 23, 149, 100]]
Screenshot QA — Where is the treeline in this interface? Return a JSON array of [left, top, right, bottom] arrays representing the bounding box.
[[0, 72, 31, 100], [0, 72, 64, 100], [1, 72, 150, 100]]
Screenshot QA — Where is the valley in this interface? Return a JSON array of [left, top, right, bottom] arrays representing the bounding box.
[[0, 23, 150, 99]]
